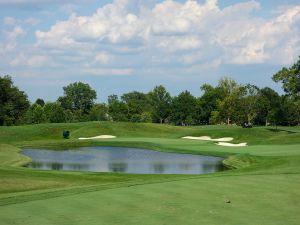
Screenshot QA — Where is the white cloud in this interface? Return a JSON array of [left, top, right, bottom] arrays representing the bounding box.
[[10, 53, 49, 67], [156, 36, 202, 52], [7, 26, 25, 39], [3, 16, 40, 27], [36, 0, 143, 47], [94, 52, 112, 64], [218, 5, 300, 65], [35, 0, 300, 67], [0, 25, 25, 54], [84, 68, 133, 76]]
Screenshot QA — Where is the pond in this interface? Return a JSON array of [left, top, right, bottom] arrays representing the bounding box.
[[22, 147, 225, 174]]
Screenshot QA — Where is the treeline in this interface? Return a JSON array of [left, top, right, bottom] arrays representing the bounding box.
[[1, 57, 299, 126]]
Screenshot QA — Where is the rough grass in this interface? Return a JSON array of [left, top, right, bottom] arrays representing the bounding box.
[[0, 144, 31, 166], [0, 122, 299, 225]]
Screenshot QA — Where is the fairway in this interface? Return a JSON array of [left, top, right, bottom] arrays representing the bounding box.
[[0, 122, 300, 225]]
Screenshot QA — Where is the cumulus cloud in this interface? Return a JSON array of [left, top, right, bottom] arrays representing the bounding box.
[[34, 0, 300, 68], [0, 25, 25, 54], [217, 5, 300, 64], [10, 53, 49, 67], [156, 36, 202, 52], [36, 1, 143, 47]]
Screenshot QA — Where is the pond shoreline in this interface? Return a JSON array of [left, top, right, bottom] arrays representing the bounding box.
[[21, 146, 226, 175]]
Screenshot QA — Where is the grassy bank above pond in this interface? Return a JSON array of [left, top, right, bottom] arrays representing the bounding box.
[[0, 122, 299, 225], [0, 121, 300, 146]]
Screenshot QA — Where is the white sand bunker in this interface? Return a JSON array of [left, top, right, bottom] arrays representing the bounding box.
[[182, 136, 247, 147], [182, 136, 234, 142], [78, 135, 116, 140], [217, 142, 247, 147]]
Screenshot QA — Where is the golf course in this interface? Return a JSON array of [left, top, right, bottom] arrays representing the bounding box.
[[0, 122, 299, 225]]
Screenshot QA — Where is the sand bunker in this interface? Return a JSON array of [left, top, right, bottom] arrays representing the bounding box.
[[78, 135, 116, 140], [182, 136, 247, 147], [216, 142, 247, 147], [182, 136, 234, 142]]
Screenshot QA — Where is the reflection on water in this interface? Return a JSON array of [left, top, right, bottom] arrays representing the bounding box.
[[22, 147, 225, 174], [50, 162, 63, 170], [109, 163, 128, 172], [151, 163, 167, 173]]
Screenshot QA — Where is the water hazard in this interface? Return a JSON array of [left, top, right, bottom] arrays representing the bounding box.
[[22, 147, 225, 174]]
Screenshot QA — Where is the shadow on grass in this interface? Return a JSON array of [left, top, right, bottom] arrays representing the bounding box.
[[266, 128, 297, 134]]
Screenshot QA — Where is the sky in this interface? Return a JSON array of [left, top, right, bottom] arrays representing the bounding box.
[[0, 0, 300, 103]]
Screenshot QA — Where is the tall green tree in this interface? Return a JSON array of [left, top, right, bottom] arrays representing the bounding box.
[[107, 95, 129, 121], [171, 91, 197, 126], [273, 56, 300, 125], [255, 87, 281, 126], [197, 84, 223, 124], [148, 85, 172, 123], [89, 103, 109, 121], [241, 84, 260, 124], [280, 96, 300, 126], [0, 75, 30, 125], [272, 56, 300, 97], [35, 98, 45, 107], [58, 82, 97, 114], [121, 91, 152, 122], [24, 103, 47, 124], [217, 77, 244, 125], [44, 102, 66, 123]]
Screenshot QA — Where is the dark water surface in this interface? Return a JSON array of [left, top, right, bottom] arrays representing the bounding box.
[[22, 147, 225, 174]]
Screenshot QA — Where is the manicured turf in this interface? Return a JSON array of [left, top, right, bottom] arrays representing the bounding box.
[[0, 122, 299, 225], [1, 174, 299, 225]]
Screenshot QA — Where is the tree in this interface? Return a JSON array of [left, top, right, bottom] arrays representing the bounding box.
[[24, 103, 47, 124], [217, 77, 244, 125], [89, 103, 109, 121], [273, 56, 300, 125], [140, 112, 152, 123], [107, 95, 129, 121], [171, 91, 197, 126], [58, 82, 97, 114], [272, 56, 300, 97], [209, 111, 220, 125], [0, 75, 30, 125], [241, 84, 259, 124], [121, 91, 151, 114], [44, 102, 66, 123], [255, 87, 280, 126], [35, 98, 45, 107], [280, 96, 300, 126], [148, 85, 172, 123], [197, 84, 223, 124], [121, 91, 152, 122]]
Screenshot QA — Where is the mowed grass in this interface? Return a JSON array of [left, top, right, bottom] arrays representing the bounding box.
[[0, 122, 300, 225], [0, 174, 299, 225]]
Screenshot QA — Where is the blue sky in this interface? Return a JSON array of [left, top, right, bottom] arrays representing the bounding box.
[[1, 0, 300, 102]]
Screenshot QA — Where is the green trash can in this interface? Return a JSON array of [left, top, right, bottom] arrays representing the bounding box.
[[63, 130, 70, 139]]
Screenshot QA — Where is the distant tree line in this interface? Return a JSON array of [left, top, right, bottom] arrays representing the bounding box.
[[1, 57, 299, 126]]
